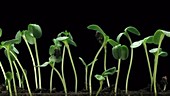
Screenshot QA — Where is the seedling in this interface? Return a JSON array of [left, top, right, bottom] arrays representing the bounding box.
[[95, 67, 117, 96], [5, 71, 13, 96], [116, 26, 140, 93], [160, 76, 168, 91], [112, 44, 129, 94], [130, 36, 154, 91], [16, 24, 42, 89], [87, 24, 118, 95], [79, 57, 94, 90], [149, 29, 170, 94]]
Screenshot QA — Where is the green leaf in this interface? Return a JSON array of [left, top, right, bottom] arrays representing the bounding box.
[[116, 33, 124, 42], [161, 30, 170, 37], [95, 74, 105, 81], [121, 45, 129, 60], [130, 40, 143, 48], [28, 24, 42, 39], [24, 30, 35, 45], [15, 31, 22, 44], [2, 39, 20, 46], [159, 51, 168, 57], [149, 48, 162, 54], [53, 39, 62, 47], [153, 30, 164, 45], [67, 38, 77, 47], [124, 26, 140, 36], [144, 36, 154, 44], [39, 62, 49, 67], [107, 39, 119, 47], [49, 45, 56, 55], [56, 36, 69, 41], [112, 44, 122, 60], [79, 57, 87, 66], [87, 24, 106, 37], [4, 50, 17, 61], [0, 28, 2, 37], [102, 67, 117, 77], [6, 71, 13, 81]]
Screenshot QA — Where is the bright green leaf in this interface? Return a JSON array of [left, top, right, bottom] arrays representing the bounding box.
[[39, 62, 49, 67], [124, 26, 140, 36], [56, 36, 69, 41], [107, 39, 119, 47], [121, 45, 129, 60], [149, 48, 162, 54], [102, 67, 117, 77], [49, 45, 56, 55], [153, 30, 164, 45], [161, 30, 170, 37], [130, 40, 143, 48], [15, 31, 22, 44], [28, 24, 42, 39], [25, 30, 35, 45], [144, 36, 154, 44], [95, 74, 105, 81], [87, 24, 106, 37], [116, 33, 124, 42]]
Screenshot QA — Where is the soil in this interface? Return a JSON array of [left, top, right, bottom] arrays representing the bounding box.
[[0, 84, 170, 96]]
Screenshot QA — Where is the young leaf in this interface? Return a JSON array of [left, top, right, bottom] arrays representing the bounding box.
[[107, 39, 119, 47], [144, 36, 154, 44], [67, 38, 77, 47], [121, 45, 129, 60], [87, 24, 106, 37], [6, 71, 13, 81], [102, 67, 117, 77], [153, 30, 163, 45], [149, 48, 162, 54], [112, 44, 122, 59], [28, 24, 42, 39], [24, 30, 35, 45], [39, 62, 49, 67], [162, 30, 170, 37], [56, 36, 69, 41], [159, 51, 168, 57], [124, 26, 140, 36], [95, 74, 105, 81], [15, 31, 22, 44], [0, 28, 2, 37], [79, 57, 87, 66], [116, 33, 124, 42], [130, 40, 143, 48]]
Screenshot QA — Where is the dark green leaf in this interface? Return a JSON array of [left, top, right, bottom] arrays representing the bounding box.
[[67, 38, 77, 47], [6, 71, 13, 81], [28, 24, 42, 39], [107, 39, 119, 47], [130, 40, 143, 48], [95, 74, 105, 81], [153, 30, 164, 45], [0, 28, 2, 37], [102, 67, 117, 77], [116, 33, 124, 42], [87, 24, 106, 37], [112, 44, 122, 59], [121, 45, 129, 60], [159, 51, 168, 57], [124, 26, 140, 36], [25, 30, 35, 45], [144, 36, 154, 44], [53, 39, 62, 47]]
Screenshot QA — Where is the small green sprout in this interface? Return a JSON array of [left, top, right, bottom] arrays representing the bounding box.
[[5, 71, 13, 96], [79, 57, 95, 90], [116, 26, 140, 93], [95, 67, 117, 96], [112, 44, 129, 94], [130, 36, 154, 91]]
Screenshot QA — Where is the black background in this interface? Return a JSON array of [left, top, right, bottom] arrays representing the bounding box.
[[0, 1, 170, 92]]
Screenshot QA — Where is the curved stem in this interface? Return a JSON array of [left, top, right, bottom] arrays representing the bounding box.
[[0, 62, 8, 90], [95, 81, 103, 96], [89, 43, 105, 95], [143, 43, 153, 91], [8, 80, 12, 96], [49, 65, 54, 93], [10, 51, 32, 96], [23, 35, 38, 89], [104, 46, 110, 87], [6, 48, 17, 96], [50, 64, 67, 95], [34, 38, 41, 89], [61, 46, 67, 92], [64, 42, 77, 93], [153, 34, 164, 94], [114, 59, 121, 94], [13, 61, 22, 88]]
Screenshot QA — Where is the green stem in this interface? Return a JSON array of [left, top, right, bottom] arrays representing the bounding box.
[[34, 38, 41, 89], [85, 66, 88, 90], [64, 42, 77, 93], [89, 43, 105, 95], [49, 65, 54, 93], [13, 61, 22, 88], [8, 80, 12, 96], [0, 62, 8, 90], [125, 34, 133, 94], [114, 59, 121, 94], [104, 46, 110, 87], [143, 43, 153, 91], [61, 46, 67, 93], [6, 48, 17, 96], [95, 81, 103, 96], [10, 51, 32, 96], [50, 64, 67, 95], [23, 35, 38, 89], [153, 34, 164, 94]]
